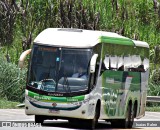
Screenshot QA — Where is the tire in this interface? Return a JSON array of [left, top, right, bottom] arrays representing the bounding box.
[[129, 104, 135, 128], [35, 115, 44, 125], [69, 104, 100, 129], [88, 104, 100, 129], [68, 119, 79, 126], [122, 104, 134, 128], [111, 105, 133, 128], [126, 104, 134, 128]]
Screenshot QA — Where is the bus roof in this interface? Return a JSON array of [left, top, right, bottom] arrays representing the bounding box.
[[34, 28, 149, 48], [132, 40, 149, 48]]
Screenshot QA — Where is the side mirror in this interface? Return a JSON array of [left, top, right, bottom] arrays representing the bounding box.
[[19, 49, 32, 69], [90, 54, 98, 73]]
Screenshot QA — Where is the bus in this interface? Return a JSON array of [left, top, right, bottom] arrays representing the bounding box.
[[19, 28, 149, 129]]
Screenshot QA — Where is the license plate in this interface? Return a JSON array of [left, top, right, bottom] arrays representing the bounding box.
[[49, 109, 60, 114]]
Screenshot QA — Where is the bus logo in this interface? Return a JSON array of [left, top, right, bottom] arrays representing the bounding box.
[[52, 103, 57, 107]]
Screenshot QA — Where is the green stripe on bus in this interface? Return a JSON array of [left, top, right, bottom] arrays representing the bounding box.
[[28, 90, 85, 103], [99, 36, 134, 46]]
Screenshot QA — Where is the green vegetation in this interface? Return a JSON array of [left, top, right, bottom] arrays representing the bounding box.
[[1, 0, 160, 64], [146, 103, 160, 112], [146, 106, 160, 112], [0, 53, 26, 102], [0, 98, 20, 109], [0, 0, 160, 109]]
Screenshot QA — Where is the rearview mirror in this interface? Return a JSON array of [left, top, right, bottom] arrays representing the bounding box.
[[90, 54, 98, 73], [19, 49, 32, 69]]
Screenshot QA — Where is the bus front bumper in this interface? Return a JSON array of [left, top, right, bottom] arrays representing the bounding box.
[[25, 98, 95, 120]]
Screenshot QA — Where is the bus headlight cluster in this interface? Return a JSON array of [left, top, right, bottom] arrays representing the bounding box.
[[71, 98, 90, 106]]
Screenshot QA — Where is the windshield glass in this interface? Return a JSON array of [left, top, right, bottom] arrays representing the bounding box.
[[28, 44, 92, 93]]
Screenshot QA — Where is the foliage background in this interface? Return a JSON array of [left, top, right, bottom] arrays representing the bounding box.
[[0, 0, 160, 102]]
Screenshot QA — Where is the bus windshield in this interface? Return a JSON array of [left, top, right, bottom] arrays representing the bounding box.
[[28, 44, 92, 94]]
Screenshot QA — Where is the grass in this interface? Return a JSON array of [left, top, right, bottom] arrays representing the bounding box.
[[0, 98, 20, 109], [146, 106, 160, 112]]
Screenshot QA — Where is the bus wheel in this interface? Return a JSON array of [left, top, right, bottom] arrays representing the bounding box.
[[111, 105, 133, 128], [68, 119, 78, 126], [35, 115, 44, 125], [129, 104, 135, 128], [88, 105, 99, 129], [123, 104, 133, 128]]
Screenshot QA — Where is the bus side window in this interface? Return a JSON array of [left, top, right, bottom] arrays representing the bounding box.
[[100, 62, 106, 75], [117, 56, 124, 71], [143, 58, 149, 71], [128, 55, 148, 72], [118, 65, 124, 71], [130, 55, 143, 72], [110, 55, 118, 70], [137, 64, 145, 72], [124, 55, 132, 71], [103, 55, 109, 70]]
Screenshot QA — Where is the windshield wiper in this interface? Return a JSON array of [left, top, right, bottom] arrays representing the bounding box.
[[63, 76, 72, 95]]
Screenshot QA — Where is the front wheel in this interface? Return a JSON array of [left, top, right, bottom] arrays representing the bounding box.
[[88, 104, 100, 129]]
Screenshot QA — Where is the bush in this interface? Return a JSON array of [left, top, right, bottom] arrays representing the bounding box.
[[0, 54, 27, 102], [147, 68, 160, 107], [148, 69, 160, 96]]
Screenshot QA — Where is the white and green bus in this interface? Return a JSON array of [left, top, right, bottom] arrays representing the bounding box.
[[19, 28, 149, 129]]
